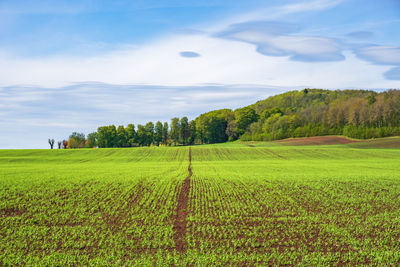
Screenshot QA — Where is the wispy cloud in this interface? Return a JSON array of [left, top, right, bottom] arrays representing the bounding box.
[[0, 83, 287, 148], [1, 32, 397, 88], [216, 21, 344, 62], [355, 46, 400, 65], [346, 31, 374, 40], [384, 67, 400, 80], [277, 0, 346, 16], [228, 0, 346, 24], [179, 51, 201, 58]]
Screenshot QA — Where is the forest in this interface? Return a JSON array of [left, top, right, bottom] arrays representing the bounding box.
[[55, 89, 400, 148]]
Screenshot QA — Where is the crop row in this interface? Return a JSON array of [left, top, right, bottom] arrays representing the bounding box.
[[0, 147, 190, 265], [186, 146, 400, 265], [1, 145, 400, 265]]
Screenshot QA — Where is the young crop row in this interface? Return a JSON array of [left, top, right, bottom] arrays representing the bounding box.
[[1, 144, 400, 265], [0, 147, 192, 265], [186, 146, 400, 265]]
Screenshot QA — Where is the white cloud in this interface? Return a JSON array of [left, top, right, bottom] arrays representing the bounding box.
[[1, 0, 394, 89], [355, 46, 400, 65], [279, 0, 345, 14], [221, 0, 346, 26], [220, 29, 344, 61], [0, 33, 398, 89]]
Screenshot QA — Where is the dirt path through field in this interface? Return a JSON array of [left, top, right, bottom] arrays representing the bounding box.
[[173, 147, 192, 253]]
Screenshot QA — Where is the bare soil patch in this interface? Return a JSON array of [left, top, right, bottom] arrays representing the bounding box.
[[349, 137, 400, 149], [275, 136, 360, 146], [0, 207, 25, 217]]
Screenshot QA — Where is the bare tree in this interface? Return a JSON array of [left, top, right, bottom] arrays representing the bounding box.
[[57, 141, 62, 149], [48, 139, 55, 149]]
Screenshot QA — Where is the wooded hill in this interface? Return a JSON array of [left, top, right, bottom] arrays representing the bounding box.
[[195, 89, 400, 143], [64, 89, 400, 148]]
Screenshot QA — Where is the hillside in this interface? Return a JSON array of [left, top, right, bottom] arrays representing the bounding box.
[[64, 89, 400, 148], [193, 89, 400, 144], [240, 89, 400, 141]]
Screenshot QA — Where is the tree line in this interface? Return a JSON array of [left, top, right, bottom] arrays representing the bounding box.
[[50, 89, 400, 148], [51, 117, 197, 148]]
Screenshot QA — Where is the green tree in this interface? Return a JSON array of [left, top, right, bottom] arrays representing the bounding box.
[[162, 122, 169, 145], [154, 121, 163, 146], [170, 117, 180, 146], [97, 125, 117, 148], [180, 116, 189, 145], [207, 116, 228, 143], [126, 124, 136, 147], [195, 115, 227, 144], [144, 122, 154, 146], [69, 132, 86, 148], [225, 120, 238, 141], [234, 107, 259, 135], [188, 120, 196, 145], [136, 125, 146, 146], [87, 132, 97, 148], [194, 109, 233, 144], [116, 125, 127, 147]]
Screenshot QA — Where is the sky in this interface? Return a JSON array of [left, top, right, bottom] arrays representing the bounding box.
[[1, 0, 400, 148]]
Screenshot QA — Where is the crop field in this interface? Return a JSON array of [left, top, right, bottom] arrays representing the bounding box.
[[1, 137, 400, 265]]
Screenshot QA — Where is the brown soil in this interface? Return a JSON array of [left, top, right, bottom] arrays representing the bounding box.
[[348, 137, 400, 149], [245, 144, 256, 147], [275, 136, 360, 146], [0, 207, 25, 217], [173, 147, 192, 253]]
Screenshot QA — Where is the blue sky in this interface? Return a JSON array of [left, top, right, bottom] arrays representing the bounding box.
[[0, 0, 400, 148]]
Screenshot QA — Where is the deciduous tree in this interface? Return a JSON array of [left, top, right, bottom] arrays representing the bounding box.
[[69, 132, 86, 148], [154, 121, 163, 146], [170, 117, 180, 146]]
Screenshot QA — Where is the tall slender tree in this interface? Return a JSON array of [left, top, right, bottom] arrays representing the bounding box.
[[136, 124, 146, 146], [180, 117, 189, 145], [154, 121, 163, 146], [188, 120, 196, 145], [116, 125, 127, 147], [126, 124, 136, 147], [162, 122, 169, 145], [144, 122, 155, 146], [170, 117, 180, 146]]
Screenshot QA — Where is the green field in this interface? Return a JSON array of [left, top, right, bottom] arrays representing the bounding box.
[[1, 138, 400, 265]]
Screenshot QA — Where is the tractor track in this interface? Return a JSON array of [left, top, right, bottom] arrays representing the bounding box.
[[173, 147, 192, 253]]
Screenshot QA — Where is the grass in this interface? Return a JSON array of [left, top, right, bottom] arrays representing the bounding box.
[[1, 137, 400, 265]]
